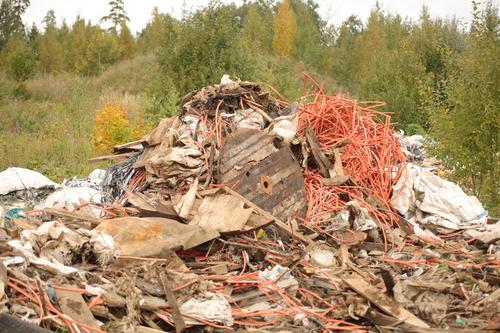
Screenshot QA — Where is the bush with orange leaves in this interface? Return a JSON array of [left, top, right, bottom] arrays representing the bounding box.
[[93, 101, 142, 154]]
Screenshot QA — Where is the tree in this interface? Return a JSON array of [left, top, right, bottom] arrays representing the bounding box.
[[139, 7, 167, 51], [158, 2, 257, 93], [118, 21, 135, 59], [428, 1, 499, 213], [331, 15, 362, 84], [242, 2, 272, 53], [0, 0, 30, 49], [290, 0, 324, 65], [101, 0, 129, 31], [39, 10, 64, 73], [65, 17, 88, 74], [272, 0, 297, 57], [2, 37, 36, 81]]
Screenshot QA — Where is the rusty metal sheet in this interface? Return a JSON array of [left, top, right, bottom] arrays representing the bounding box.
[[219, 129, 307, 221]]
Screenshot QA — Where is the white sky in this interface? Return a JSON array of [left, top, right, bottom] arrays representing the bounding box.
[[23, 0, 489, 34]]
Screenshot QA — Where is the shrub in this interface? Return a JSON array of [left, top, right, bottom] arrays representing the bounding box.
[[93, 101, 141, 154], [405, 123, 427, 136], [3, 39, 37, 81]]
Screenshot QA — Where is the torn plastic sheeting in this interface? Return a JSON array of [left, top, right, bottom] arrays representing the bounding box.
[[102, 155, 138, 200], [37, 186, 103, 217], [344, 201, 378, 231], [259, 265, 299, 291], [179, 292, 233, 326], [64, 169, 106, 189], [93, 217, 220, 257], [392, 163, 487, 230], [464, 223, 500, 244], [396, 133, 426, 161], [0, 167, 60, 195], [181, 114, 209, 143], [231, 108, 265, 130], [145, 136, 204, 187]]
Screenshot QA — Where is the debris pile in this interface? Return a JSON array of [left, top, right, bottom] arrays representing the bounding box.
[[0, 76, 498, 333]]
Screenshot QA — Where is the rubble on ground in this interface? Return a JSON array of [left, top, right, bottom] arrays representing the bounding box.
[[0, 76, 498, 333]]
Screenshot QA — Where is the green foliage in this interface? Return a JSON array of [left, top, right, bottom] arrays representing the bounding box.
[[0, 0, 29, 48], [290, 0, 324, 65], [38, 10, 64, 73], [273, 0, 297, 57], [118, 21, 136, 59], [138, 7, 170, 51], [2, 38, 36, 81], [158, 1, 259, 93], [242, 2, 273, 53], [101, 0, 129, 31], [405, 123, 427, 136], [0, 74, 96, 180], [427, 2, 500, 213]]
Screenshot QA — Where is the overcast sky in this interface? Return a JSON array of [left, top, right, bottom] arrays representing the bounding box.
[[23, 0, 489, 33]]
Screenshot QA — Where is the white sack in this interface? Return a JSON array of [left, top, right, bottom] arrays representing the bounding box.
[[38, 186, 103, 217], [392, 163, 487, 230], [0, 167, 60, 195]]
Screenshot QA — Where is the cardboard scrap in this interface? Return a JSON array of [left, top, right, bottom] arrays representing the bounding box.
[[174, 179, 198, 220], [190, 193, 253, 233], [55, 287, 101, 331], [94, 217, 220, 257]]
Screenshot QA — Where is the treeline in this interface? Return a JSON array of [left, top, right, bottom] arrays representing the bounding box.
[[0, 0, 498, 211]]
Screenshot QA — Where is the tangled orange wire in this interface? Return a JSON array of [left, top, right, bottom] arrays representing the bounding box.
[[298, 74, 406, 228]]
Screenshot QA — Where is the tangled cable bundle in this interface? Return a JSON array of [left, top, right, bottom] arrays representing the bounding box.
[[298, 79, 407, 228]]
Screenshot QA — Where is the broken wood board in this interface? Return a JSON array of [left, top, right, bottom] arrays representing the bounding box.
[[88, 152, 139, 163], [223, 187, 313, 245], [342, 275, 429, 328], [94, 217, 220, 257], [219, 128, 307, 221], [305, 122, 334, 179], [125, 189, 179, 220], [55, 287, 101, 331], [148, 117, 179, 146], [190, 193, 253, 233], [173, 179, 198, 220], [160, 272, 186, 333], [113, 138, 147, 153], [43, 208, 101, 226]]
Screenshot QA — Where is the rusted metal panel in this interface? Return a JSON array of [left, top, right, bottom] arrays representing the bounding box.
[[219, 129, 307, 221]]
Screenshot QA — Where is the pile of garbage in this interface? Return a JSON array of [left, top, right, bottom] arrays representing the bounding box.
[[0, 76, 498, 333]]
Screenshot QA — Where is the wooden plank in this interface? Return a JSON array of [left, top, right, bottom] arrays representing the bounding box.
[[160, 273, 186, 333], [305, 122, 334, 178], [88, 152, 139, 163], [113, 138, 147, 152], [43, 208, 101, 226], [148, 117, 178, 146], [222, 187, 313, 245], [342, 275, 430, 328], [55, 287, 101, 331], [125, 190, 180, 220], [190, 193, 253, 233]]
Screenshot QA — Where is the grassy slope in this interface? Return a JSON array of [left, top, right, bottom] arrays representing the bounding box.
[[0, 54, 157, 181]]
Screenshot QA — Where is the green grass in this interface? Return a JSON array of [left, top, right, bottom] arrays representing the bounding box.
[[0, 54, 157, 181]]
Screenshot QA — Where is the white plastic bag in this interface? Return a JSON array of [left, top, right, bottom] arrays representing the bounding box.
[[0, 167, 60, 195]]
